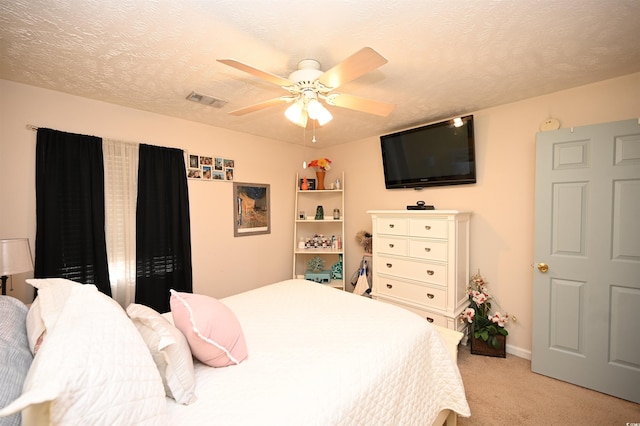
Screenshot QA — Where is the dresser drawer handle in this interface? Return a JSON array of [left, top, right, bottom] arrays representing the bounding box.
[[388, 243, 394, 248], [427, 293, 435, 299], [426, 270, 434, 275], [388, 224, 395, 228], [426, 317, 434, 323], [424, 225, 431, 230], [386, 263, 393, 268], [386, 284, 393, 289], [424, 247, 431, 252]]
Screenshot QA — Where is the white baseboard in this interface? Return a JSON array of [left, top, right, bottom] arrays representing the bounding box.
[[506, 344, 531, 360]]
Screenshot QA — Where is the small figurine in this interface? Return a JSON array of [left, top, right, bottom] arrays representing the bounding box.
[[331, 254, 343, 279], [301, 177, 309, 190]]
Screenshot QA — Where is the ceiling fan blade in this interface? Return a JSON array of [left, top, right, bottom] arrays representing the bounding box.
[[228, 97, 292, 116], [318, 47, 388, 89], [326, 93, 395, 116], [217, 59, 292, 87]]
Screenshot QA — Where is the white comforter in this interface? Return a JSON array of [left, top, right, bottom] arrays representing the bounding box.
[[166, 279, 470, 425]]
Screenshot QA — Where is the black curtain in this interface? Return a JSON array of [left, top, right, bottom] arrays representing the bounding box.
[[34, 128, 111, 295], [136, 144, 192, 312]]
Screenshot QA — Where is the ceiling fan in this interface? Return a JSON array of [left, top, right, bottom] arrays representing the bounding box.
[[217, 47, 395, 128]]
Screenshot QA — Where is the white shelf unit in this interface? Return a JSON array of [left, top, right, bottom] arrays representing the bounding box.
[[293, 172, 345, 290]]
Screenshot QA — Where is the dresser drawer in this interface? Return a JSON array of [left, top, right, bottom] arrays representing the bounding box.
[[376, 217, 408, 236], [400, 305, 448, 327], [409, 219, 448, 239], [377, 236, 408, 256], [408, 239, 448, 262], [376, 296, 447, 327], [379, 255, 447, 286], [376, 276, 447, 310]]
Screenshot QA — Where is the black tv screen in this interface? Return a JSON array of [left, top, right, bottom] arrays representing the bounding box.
[[380, 115, 476, 189]]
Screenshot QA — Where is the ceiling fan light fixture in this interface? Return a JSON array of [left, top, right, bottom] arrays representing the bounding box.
[[315, 105, 333, 126], [285, 100, 308, 127], [306, 98, 333, 126], [306, 98, 321, 119]]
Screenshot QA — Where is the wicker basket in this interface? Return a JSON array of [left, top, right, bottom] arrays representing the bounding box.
[[469, 334, 506, 358]]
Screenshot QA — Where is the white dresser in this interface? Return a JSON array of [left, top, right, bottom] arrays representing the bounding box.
[[368, 210, 470, 332]]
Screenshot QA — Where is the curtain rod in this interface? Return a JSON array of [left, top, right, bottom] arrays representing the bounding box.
[[25, 124, 185, 152], [26, 124, 138, 147]]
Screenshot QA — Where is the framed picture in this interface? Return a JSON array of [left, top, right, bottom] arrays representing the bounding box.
[[233, 182, 270, 237], [187, 152, 234, 181], [299, 178, 316, 190]]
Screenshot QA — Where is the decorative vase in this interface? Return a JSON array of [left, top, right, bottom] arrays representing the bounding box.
[[301, 177, 309, 190], [316, 170, 326, 190]]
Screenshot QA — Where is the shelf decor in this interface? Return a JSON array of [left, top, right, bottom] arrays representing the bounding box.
[[307, 256, 325, 272], [308, 158, 331, 190], [331, 255, 343, 279], [315, 170, 326, 190], [299, 178, 315, 190]]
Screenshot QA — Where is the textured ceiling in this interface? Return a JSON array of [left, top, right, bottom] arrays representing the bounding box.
[[1, 0, 639, 146]]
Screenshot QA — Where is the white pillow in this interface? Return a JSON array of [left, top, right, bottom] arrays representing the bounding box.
[[0, 278, 168, 425], [25, 278, 75, 355], [126, 303, 197, 405], [25, 297, 45, 354]]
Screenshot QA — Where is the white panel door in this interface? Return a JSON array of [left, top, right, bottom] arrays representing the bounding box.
[[532, 118, 640, 404]]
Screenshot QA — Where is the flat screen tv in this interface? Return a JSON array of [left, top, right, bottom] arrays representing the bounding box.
[[380, 115, 476, 189]]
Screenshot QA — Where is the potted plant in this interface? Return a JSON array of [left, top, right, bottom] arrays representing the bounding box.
[[459, 271, 514, 357]]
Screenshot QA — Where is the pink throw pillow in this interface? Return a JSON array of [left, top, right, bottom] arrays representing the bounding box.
[[170, 290, 248, 367]]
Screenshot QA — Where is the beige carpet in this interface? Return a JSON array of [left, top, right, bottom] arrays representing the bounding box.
[[456, 346, 640, 425]]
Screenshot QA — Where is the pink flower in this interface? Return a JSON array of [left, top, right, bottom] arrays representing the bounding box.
[[472, 290, 487, 305], [460, 308, 475, 323], [489, 312, 509, 327]]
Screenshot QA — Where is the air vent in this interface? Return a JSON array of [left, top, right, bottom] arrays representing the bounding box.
[[186, 91, 228, 108]]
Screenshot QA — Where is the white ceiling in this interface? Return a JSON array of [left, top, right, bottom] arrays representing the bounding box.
[[1, 0, 639, 146]]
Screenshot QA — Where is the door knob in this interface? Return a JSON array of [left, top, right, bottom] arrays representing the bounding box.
[[537, 263, 549, 273]]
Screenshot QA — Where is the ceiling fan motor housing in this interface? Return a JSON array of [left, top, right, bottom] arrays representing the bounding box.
[[288, 59, 324, 86]]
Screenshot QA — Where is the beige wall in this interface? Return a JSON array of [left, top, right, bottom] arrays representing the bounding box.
[[0, 79, 313, 302], [2, 73, 639, 357], [330, 72, 640, 358]]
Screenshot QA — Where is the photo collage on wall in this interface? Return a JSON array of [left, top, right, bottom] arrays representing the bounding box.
[[187, 153, 235, 181]]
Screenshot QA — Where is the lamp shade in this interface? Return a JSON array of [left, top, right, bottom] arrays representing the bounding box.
[[0, 238, 34, 276], [285, 101, 308, 127], [315, 105, 333, 126]]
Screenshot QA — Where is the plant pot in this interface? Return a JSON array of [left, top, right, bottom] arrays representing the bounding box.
[[470, 333, 506, 358]]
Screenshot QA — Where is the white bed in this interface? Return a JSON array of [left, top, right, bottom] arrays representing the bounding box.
[[166, 279, 469, 425], [0, 278, 469, 426]]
